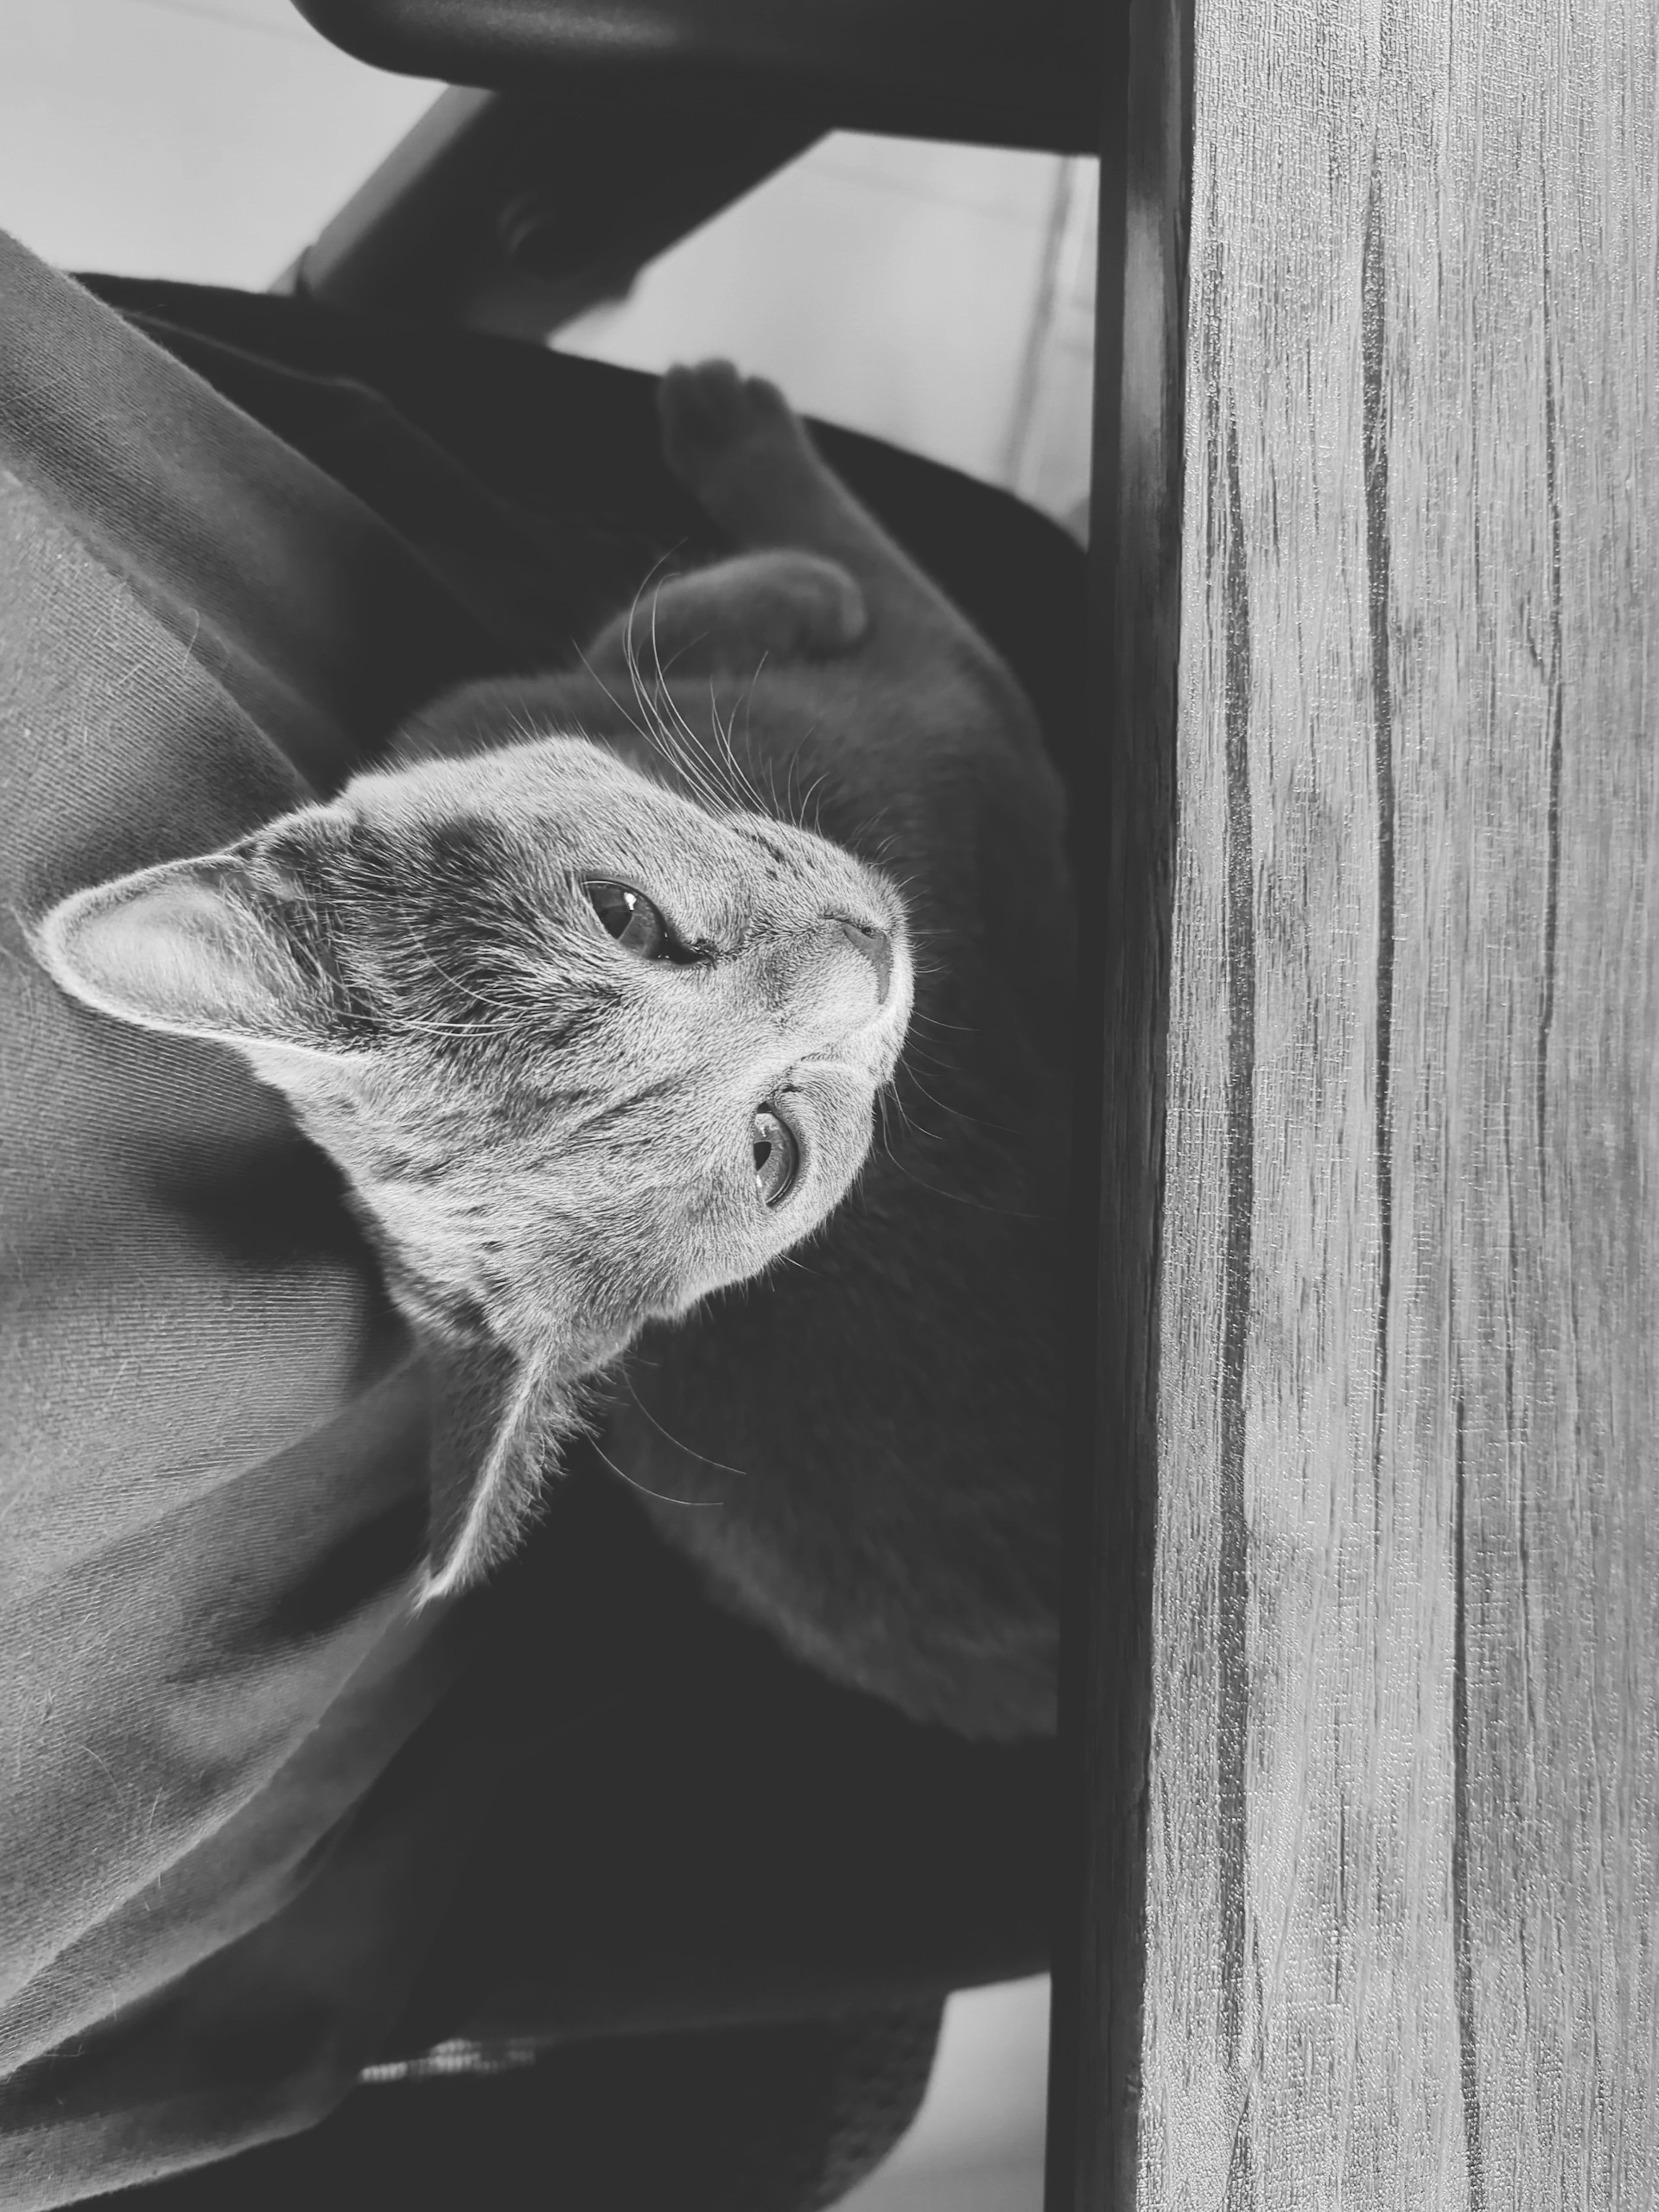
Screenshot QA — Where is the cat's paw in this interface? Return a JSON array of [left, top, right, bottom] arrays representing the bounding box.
[[659, 360, 808, 499]]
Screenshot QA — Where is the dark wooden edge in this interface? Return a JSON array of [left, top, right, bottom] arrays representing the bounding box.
[[1045, 0, 1192, 2205]]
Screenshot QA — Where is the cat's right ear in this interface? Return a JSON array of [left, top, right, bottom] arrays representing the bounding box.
[[33, 827, 346, 1054]]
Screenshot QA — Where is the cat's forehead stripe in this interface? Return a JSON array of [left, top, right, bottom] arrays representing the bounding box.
[[741, 827, 799, 866]]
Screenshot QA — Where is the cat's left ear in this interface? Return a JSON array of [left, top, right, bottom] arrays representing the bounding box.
[[33, 820, 347, 1052], [415, 1333, 556, 1606]]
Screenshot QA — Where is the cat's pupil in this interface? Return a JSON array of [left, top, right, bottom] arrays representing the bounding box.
[[752, 1107, 799, 1208], [588, 880, 667, 957]]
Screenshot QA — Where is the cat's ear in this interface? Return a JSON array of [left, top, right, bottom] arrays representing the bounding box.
[[33, 829, 344, 1052], [415, 1335, 556, 1606]]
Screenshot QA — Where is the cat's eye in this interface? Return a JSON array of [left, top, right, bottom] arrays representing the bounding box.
[[587, 881, 667, 957], [752, 1106, 799, 1208]]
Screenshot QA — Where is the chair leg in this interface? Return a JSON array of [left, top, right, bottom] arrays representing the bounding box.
[[278, 87, 826, 343]]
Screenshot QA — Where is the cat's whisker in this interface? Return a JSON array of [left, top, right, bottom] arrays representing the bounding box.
[[872, 1063, 941, 1150], [838, 805, 897, 860], [639, 616, 753, 818], [893, 1021, 966, 1064], [670, 719, 744, 818], [706, 668, 774, 820], [875, 1086, 912, 1160], [905, 1035, 989, 1084], [873, 1143, 1044, 1219], [645, 626, 756, 817], [885, 1090, 948, 1148], [633, 593, 712, 689], [896, 1033, 984, 1088], [779, 752, 833, 842], [896, 1058, 971, 1112], [676, 703, 750, 817], [617, 1373, 756, 1484], [585, 1430, 723, 1510], [786, 766, 834, 838], [734, 658, 769, 780], [896, 933, 950, 986], [621, 631, 659, 738], [615, 625, 685, 770], [629, 611, 762, 821], [622, 624, 738, 819], [632, 606, 683, 741], [703, 685, 749, 798], [703, 707, 760, 823], [620, 559, 676, 683], [900, 1063, 1028, 1140], [859, 852, 921, 906], [572, 642, 667, 761]]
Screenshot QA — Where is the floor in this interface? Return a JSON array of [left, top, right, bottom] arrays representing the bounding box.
[[835, 1975, 1050, 2212], [0, 4, 1084, 2204]]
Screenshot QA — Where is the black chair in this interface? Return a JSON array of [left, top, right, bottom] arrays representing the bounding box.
[[90, 6, 1096, 2202], [279, 0, 1101, 336]]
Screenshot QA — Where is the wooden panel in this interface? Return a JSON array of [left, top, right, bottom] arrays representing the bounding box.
[[1140, 0, 1659, 2203]]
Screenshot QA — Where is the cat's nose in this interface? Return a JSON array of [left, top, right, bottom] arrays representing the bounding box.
[[834, 918, 893, 1004]]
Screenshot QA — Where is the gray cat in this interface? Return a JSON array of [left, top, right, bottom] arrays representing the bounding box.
[[34, 362, 1071, 1740]]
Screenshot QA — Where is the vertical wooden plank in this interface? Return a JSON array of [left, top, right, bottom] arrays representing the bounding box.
[[1142, 0, 1659, 2203], [1433, 10, 1659, 2194]]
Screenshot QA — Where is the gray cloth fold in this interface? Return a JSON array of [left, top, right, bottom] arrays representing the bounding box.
[[0, 229, 507, 2208]]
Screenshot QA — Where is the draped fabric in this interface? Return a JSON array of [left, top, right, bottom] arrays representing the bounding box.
[[0, 229, 526, 2208], [0, 236, 1074, 2208]]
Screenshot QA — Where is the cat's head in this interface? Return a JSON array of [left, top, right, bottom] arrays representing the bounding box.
[[33, 734, 911, 1600]]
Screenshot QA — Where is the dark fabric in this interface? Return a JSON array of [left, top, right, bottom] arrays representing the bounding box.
[[0, 232, 522, 2212], [108, 2001, 943, 2212], [1, 247, 1075, 2208], [374, 1461, 1057, 2056], [77, 274, 1090, 853]]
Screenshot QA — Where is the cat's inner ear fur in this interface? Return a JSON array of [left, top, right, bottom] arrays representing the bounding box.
[[416, 1333, 559, 1606], [34, 826, 344, 1052]]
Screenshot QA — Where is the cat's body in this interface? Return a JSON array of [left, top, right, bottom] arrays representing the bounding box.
[[36, 365, 1071, 1738]]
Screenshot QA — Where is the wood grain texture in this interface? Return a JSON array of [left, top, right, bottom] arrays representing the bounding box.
[[1140, 0, 1659, 2204]]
